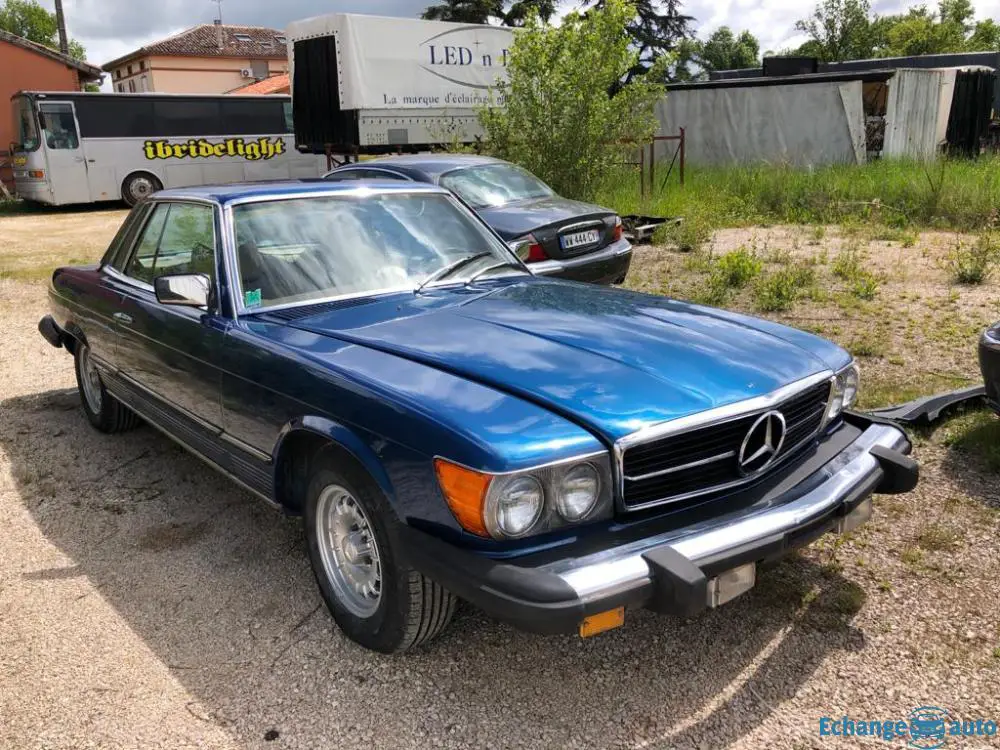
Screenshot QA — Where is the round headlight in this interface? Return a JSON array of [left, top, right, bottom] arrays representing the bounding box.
[[842, 364, 860, 409], [487, 476, 544, 538], [825, 378, 845, 423], [556, 463, 601, 521]]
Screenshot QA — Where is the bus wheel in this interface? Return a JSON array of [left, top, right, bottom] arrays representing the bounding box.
[[122, 172, 162, 207]]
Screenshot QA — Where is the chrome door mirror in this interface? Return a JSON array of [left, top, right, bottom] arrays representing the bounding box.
[[154, 273, 211, 308]]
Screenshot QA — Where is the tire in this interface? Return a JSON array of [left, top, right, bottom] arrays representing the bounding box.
[[121, 172, 162, 207], [305, 449, 456, 653], [74, 343, 141, 434]]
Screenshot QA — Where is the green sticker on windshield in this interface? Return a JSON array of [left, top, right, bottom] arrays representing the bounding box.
[[244, 288, 262, 308]]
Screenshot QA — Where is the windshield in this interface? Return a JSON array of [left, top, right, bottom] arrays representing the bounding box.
[[233, 193, 523, 310], [440, 163, 554, 209], [12, 96, 40, 152]]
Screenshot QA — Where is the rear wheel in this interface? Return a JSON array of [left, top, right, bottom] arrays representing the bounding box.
[[305, 449, 456, 653], [121, 172, 162, 207], [74, 343, 140, 434]]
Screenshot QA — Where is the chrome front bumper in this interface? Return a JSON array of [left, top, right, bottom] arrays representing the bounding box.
[[404, 419, 916, 635], [544, 422, 910, 604]]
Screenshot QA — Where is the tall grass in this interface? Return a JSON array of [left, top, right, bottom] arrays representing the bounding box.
[[597, 158, 1000, 231]]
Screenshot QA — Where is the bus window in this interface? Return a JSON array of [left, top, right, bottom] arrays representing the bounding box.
[[12, 96, 40, 151], [38, 103, 79, 150], [283, 101, 294, 133]]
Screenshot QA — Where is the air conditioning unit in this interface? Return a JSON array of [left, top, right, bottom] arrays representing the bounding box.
[[240, 68, 253, 78]]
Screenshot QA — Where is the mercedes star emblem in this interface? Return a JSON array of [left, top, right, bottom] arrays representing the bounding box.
[[738, 410, 787, 476]]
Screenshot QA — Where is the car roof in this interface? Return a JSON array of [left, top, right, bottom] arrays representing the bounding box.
[[153, 179, 448, 206], [341, 153, 506, 178]]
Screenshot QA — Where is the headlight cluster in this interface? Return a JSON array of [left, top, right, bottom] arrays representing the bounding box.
[[435, 455, 614, 540], [825, 362, 861, 425]]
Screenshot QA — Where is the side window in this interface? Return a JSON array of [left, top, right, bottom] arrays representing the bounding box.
[[102, 203, 150, 270], [323, 169, 365, 182], [125, 203, 216, 285], [38, 103, 80, 150]]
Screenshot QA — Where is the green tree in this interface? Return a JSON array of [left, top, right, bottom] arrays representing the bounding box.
[[794, 0, 880, 61], [422, 0, 556, 25], [967, 18, 1000, 50], [0, 0, 87, 60], [479, 0, 665, 201], [699, 26, 760, 71], [585, 0, 695, 85]]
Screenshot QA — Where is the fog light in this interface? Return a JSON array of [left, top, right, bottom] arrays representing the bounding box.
[[706, 563, 756, 608], [837, 497, 873, 535]]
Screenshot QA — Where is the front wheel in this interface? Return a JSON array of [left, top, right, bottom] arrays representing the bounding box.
[[74, 343, 140, 434], [305, 451, 456, 653], [121, 172, 162, 207]]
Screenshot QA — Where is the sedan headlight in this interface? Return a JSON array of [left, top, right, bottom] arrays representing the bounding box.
[[556, 463, 601, 521], [825, 362, 861, 425], [435, 455, 613, 540], [486, 475, 544, 538]]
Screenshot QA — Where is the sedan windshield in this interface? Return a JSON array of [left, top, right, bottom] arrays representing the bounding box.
[[233, 193, 522, 310], [440, 164, 554, 209]]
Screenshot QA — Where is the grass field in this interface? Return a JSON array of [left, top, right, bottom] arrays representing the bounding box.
[[598, 158, 1000, 232]]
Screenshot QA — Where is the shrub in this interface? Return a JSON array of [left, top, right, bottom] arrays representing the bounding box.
[[479, 0, 665, 201], [832, 248, 864, 280], [753, 269, 801, 312], [948, 234, 997, 285], [711, 247, 762, 289], [849, 271, 882, 300], [664, 212, 714, 252]]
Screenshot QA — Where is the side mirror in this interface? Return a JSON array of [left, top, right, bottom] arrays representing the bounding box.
[[154, 273, 211, 308]]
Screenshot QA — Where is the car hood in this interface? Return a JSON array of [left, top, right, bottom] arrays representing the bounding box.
[[476, 196, 614, 239], [289, 279, 850, 443]]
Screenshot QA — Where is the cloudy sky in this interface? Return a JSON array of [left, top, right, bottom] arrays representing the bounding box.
[[38, 0, 1000, 82]]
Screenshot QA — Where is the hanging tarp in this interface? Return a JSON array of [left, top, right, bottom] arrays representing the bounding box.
[[654, 80, 867, 167]]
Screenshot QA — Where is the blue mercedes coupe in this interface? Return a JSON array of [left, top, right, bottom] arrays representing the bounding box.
[[39, 181, 918, 653]]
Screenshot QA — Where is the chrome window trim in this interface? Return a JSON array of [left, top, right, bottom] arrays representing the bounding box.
[[222, 188, 524, 318], [325, 166, 414, 182], [614, 370, 836, 511]]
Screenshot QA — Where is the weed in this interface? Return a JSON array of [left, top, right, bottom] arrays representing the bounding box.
[[663, 212, 714, 252], [900, 546, 924, 567], [900, 231, 918, 248], [947, 233, 997, 284], [711, 247, 762, 289], [915, 524, 963, 552], [810, 225, 826, 243], [752, 267, 807, 312], [832, 248, 864, 280], [849, 271, 882, 300]]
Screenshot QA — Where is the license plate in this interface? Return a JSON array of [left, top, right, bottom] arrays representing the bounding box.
[[560, 228, 601, 250]]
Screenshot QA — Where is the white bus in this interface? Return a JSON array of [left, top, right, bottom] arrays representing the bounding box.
[[10, 91, 327, 206]]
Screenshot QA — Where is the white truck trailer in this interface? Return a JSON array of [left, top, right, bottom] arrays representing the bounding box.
[[285, 13, 514, 156]]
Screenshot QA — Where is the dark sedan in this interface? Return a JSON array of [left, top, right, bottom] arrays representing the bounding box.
[[981, 321, 1000, 413], [324, 154, 632, 285]]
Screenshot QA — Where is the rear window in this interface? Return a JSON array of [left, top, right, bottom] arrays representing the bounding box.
[[440, 163, 553, 209]]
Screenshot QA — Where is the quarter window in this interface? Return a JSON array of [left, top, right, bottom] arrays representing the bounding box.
[[126, 203, 216, 285]]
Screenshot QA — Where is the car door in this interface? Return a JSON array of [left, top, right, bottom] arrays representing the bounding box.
[[114, 200, 228, 429]]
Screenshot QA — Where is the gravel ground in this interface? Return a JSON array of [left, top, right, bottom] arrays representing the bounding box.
[[1, 212, 999, 749]]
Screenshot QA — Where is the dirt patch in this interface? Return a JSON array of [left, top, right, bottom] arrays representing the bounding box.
[[0, 215, 998, 749], [627, 225, 1000, 409]]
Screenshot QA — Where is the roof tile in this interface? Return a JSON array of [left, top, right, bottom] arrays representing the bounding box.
[[103, 24, 287, 70]]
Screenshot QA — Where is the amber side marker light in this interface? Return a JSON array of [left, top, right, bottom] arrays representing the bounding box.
[[579, 607, 625, 638], [434, 458, 493, 538]]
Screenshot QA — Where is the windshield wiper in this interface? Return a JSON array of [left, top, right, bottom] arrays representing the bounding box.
[[415, 251, 492, 294], [465, 261, 527, 286]]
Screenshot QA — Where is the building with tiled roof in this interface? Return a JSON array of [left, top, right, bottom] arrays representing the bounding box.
[[229, 72, 290, 95], [102, 21, 289, 94]]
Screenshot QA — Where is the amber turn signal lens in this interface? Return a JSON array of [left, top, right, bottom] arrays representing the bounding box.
[[434, 459, 493, 538], [579, 607, 625, 638]]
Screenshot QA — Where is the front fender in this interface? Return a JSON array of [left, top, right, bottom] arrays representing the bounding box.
[[272, 416, 397, 505]]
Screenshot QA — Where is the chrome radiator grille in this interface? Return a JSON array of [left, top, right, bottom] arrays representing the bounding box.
[[621, 380, 833, 510]]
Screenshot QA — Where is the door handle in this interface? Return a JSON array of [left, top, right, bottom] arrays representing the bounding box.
[[113, 312, 133, 325]]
